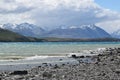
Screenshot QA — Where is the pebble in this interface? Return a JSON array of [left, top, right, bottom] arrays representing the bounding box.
[[0, 47, 120, 80]]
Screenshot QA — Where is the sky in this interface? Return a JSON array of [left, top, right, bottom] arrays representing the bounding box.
[[95, 0, 120, 12], [0, 0, 120, 33]]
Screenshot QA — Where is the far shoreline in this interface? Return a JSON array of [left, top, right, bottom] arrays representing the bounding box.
[[0, 37, 120, 42]]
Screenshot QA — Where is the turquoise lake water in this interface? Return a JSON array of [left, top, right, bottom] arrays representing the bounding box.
[[0, 42, 120, 59]]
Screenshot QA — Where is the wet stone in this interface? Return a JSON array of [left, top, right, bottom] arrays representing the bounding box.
[[79, 56, 85, 58], [71, 54, 77, 58], [10, 71, 28, 75], [115, 69, 120, 74]]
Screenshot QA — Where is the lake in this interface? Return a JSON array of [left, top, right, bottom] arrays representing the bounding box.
[[0, 42, 120, 60]]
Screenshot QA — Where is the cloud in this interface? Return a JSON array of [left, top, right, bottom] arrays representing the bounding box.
[[3, 0, 15, 3], [0, 6, 34, 14], [0, 13, 34, 24], [0, 0, 34, 14], [96, 20, 120, 33], [29, 0, 120, 30], [0, 0, 120, 32]]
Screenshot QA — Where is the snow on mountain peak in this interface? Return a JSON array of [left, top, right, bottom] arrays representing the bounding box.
[[80, 25, 88, 29], [17, 23, 36, 29], [88, 24, 97, 30], [0, 24, 4, 29], [79, 24, 97, 30], [57, 24, 97, 30], [2, 23, 17, 29], [69, 26, 77, 29], [58, 24, 97, 30]]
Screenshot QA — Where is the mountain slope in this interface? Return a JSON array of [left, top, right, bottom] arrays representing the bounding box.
[[44, 24, 111, 38], [2, 23, 45, 37], [0, 28, 43, 42], [111, 29, 120, 38]]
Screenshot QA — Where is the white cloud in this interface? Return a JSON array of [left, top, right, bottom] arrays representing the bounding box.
[[0, 0, 120, 32], [96, 20, 120, 33], [0, 12, 34, 24]]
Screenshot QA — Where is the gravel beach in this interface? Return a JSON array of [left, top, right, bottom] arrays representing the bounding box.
[[0, 48, 120, 80]]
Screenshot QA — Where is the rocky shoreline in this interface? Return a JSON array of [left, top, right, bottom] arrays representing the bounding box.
[[0, 48, 120, 80]]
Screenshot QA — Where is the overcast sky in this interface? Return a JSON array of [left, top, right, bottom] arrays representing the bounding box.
[[0, 0, 120, 33]]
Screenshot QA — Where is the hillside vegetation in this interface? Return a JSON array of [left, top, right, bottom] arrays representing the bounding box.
[[0, 28, 42, 42]]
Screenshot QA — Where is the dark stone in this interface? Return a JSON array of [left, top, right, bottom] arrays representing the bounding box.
[[78, 59, 83, 63], [103, 63, 107, 65], [79, 56, 85, 58], [97, 57, 101, 62], [86, 56, 91, 58], [117, 50, 120, 53], [42, 63, 47, 65], [42, 63, 48, 66], [71, 54, 77, 58], [110, 51, 114, 55], [10, 70, 28, 75], [95, 62, 98, 64], [99, 73, 106, 76], [42, 72, 52, 78], [118, 48, 120, 50], [59, 59, 63, 61], [72, 65, 76, 67], [98, 54, 103, 56], [0, 74, 3, 77], [115, 69, 120, 74], [49, 64, 52, 66], [62, 64, 65, 66], [67, 62, 69, 64], [90, 52, 94, 54], [53, 64, 59, 69], [110, 58, 114, 61], [38, 66, 41, 68]]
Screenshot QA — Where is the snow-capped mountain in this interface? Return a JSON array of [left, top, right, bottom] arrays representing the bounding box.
[[44, 24, 111, 38], [1, 23, 17, 30], [0, 23, 111, 39], [111, 29, 120, 38], [2, 23, 45, 37]]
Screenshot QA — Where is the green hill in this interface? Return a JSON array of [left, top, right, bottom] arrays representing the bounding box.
[[0, 28, 43, 42]]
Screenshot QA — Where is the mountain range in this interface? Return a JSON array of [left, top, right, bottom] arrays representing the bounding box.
[[111, 29, 120, 38], [1, 23, 44, 37], [44, 24, 111, 38], [0, 23, 112, 39]]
